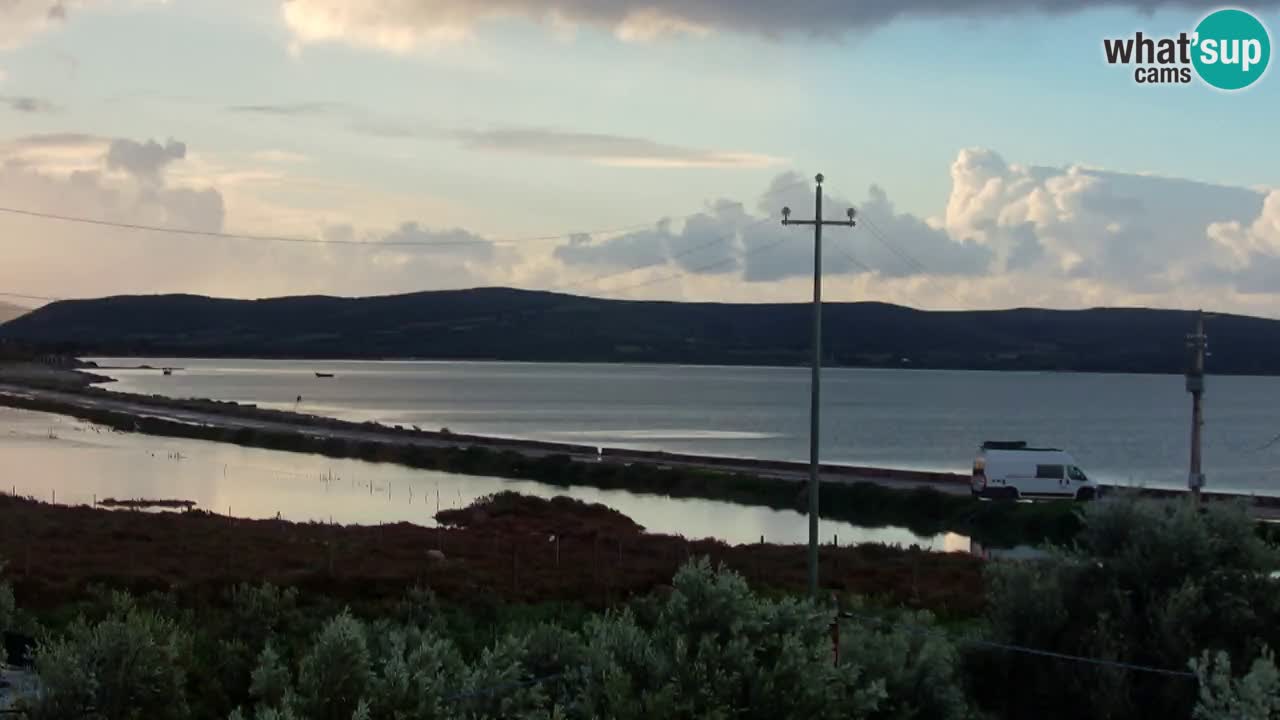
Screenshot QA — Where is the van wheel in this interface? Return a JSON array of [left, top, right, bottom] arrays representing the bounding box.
[[1075, 487, 1096, 502]]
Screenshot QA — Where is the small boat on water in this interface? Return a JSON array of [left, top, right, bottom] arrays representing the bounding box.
[[314, 372, 335, 378], [162, 368, 173, 376]]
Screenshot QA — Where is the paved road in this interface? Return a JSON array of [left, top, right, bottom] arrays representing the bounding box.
[[6, 382, 1279, 518], [0, 382, 973, 496]]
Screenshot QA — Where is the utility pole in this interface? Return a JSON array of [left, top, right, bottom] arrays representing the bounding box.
[[781, 173, 856, 601], [1186, 310, 1208, 506]]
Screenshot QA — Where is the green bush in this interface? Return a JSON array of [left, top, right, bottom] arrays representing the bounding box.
[[840, 608, 974, 720], [28, 595, 190, 720], [1193, 648, 1280, 719], [974, 497, 1280, 720], [0, 569, 13, 635]]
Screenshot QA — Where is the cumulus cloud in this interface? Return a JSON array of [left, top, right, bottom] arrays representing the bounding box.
[[941, 148, 1266, 292], [105, 138, 187, 184], [554, 173, 994, 284], [280, 0, 1280, 50], [0, 135, 228, 298], [0, 134, 504, 300], [4, 131, 1280, 316]]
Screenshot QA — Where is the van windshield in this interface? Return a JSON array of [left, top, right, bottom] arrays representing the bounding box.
[[1068, 466, 1088, 482]]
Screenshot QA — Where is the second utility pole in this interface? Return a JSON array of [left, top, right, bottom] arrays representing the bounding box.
[[782, 173, 856, 600], [1187, 310, 1208, 506]]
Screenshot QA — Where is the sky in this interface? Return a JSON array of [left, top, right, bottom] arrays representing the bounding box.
[[0, 0, 1278, 315]]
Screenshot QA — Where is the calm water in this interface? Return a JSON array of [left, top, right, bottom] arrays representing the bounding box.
[[90, 358, 1280, 494], [0, 406, 961, 550]]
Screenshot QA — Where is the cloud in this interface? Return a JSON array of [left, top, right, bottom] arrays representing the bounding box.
[[455, 128, 782, 168], [378, 222, 495, 260], [0, 95, 60, 113], [0, 134, 503, 302], [279, 0, 1280, 50], [0, 1, 132, 49], [552, 178, 992, 284], [8, 132, 103, 149], [227, 102, 354, 117], [0, 134, 229, 298], [229, 102, 781, 169], [941, 148, 1266, 291], [105, 138, 187, 184], [550, 150, 1280, 308], [4, 130, 1280, 316]]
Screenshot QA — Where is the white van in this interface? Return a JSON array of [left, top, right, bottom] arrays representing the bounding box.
[[971, 441, 1098, 501]]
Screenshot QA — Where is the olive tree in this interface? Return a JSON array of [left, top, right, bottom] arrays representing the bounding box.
[[974, 497, 1280, 720], [29, 596, 190, 720]]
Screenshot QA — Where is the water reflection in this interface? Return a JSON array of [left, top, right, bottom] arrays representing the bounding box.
[[0, 407, 965, 551]]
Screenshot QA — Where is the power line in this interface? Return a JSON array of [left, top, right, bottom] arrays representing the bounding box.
[[595, 216, 785, 298], [831, 244, 874, 275], [0, 203, 741, 251], [838, 611, 1197, 679], [0, 206, 490, 248], [0, 291, 61, 302], [0, 178, 808, 302], [854, 214, 975, 310]]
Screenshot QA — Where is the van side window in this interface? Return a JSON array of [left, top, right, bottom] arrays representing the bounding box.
[[1068, 466, 1087, 482], [1036, 464, 1065, 479]]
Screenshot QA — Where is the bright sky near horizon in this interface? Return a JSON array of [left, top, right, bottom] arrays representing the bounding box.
[[0, 0, 1278, 315]]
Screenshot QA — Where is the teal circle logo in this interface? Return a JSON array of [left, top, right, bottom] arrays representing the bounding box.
[[1192, 8, 1271, 90]]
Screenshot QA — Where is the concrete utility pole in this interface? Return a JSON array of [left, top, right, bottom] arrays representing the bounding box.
[[781, 174, 856, 601], [1186, 310, 1208, 506]]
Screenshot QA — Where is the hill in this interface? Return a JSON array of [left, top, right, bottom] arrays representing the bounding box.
[[0, 301, 29, 325], [1, 287, 1277, 374]]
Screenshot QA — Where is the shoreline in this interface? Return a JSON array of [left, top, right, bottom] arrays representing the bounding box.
[[79, 353, 1280, 379], [0, 364, 975, 491], [0, 364, 1276, 544]]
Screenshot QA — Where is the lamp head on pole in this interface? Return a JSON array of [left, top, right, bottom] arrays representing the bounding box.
[[815, 173, 824, 185], [781, 206, 791, 225]]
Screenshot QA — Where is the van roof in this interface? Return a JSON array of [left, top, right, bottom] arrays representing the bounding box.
[[981, 440, 1064, 452]]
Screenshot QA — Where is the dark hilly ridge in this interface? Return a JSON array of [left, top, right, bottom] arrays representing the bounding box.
[[2, 287, 1278, 374]]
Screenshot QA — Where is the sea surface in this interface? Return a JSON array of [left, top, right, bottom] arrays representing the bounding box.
[[0, 406, 960, 550], [89, 358, 1280, 494]]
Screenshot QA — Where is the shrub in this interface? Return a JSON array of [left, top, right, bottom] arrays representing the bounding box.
[[29, 599, 190, 720], [975, 497, 1280, 720], [839, 608, 974, 720], [0, 573, 13, 635], [1193, 648, 1280, 719]]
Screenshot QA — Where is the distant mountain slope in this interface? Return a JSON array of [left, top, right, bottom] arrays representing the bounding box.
[[2, 287, 1277, 374], [0, 301, 29, 325]]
